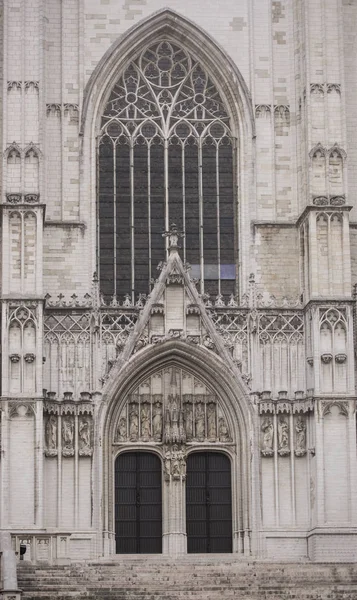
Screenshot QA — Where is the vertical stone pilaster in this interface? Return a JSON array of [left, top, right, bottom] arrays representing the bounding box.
[[162, 446, 187, 555]]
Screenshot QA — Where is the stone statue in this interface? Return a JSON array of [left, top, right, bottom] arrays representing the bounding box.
[[129, 404, 139, 441], [195, 402, 205, 441], [164, 409, 171, 444], [218, 417, 230, 442], [171, 398, 180, 443], [207, 403, 216, 441], [152, 402, 162, 441], [116, 416, 127, 442], [295, 417, 307, 457], [179, 410, 186, 443], [261, 418, 274, 456], [164, 445, 186, 481], [172, 457, 181, 479], [140, 403, 151, 441], [278, 417, 290, 455], [45, 415, 57, 450], [79, 417, 91, 451], [62, 416, 74, 455], [184, 402, 193, 441]]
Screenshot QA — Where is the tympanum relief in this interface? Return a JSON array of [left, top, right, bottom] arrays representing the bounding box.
[[114, 367, 231, 446]]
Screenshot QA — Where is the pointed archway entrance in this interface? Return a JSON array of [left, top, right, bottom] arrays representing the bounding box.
[[100, 235, 255, 557], [115, 451, 162, 553], [111, 363, 235, 555]]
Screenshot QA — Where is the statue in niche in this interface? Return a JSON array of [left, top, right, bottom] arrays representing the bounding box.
[[185, 402, 193, 441], [62, 416, 74, 455], [218, 417, 230, 442], [140, 403, 151, 441], [278, 417, 290, 456], [179, 410, 186, 444], [129, 404, 139, 441], [207, 403, 217, 441], [116, 416, 127, 442], [152, 402, 162, 442], [261, 418, 274, 456], [164, 445, 186, 481], [295, 417, 307, 457], [45, 415, 57, 451], [171, 398, 180, 443], [164, 409, 171, 443], [78, 417, 91, 453], [195, 402, 205, 441]]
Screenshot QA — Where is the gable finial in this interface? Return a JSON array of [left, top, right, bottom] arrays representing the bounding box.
[[163, 223, 184, 254]]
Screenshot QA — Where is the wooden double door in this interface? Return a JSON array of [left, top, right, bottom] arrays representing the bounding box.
[[115, 451, 232, 554], [115, 452, 162, 553]]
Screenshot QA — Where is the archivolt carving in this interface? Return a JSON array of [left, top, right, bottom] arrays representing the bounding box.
[[114, 366, 231, 445]]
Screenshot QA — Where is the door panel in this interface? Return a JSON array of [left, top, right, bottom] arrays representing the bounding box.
[[186, 452, 232, 553], [115, 452, 162, 553]]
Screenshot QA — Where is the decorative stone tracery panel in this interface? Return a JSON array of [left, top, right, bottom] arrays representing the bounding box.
[[114, 366, 231, 446]]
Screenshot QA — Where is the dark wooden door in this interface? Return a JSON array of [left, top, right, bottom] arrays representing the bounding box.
[[186, 452, 232, 553], [115, 452, 162, 553]]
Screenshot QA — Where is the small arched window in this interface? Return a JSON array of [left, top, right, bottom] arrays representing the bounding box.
[[98, 40, 237, 302]]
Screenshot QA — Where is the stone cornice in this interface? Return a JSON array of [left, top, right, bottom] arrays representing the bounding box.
[[296, 204, 352, 228]]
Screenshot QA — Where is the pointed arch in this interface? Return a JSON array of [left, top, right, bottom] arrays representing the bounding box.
[[81, 9, 255, 139], [99, 339, 257, 555], [80, 8, 255, 318], [4, 142, 21, 160], [101, 340, 253, 437]]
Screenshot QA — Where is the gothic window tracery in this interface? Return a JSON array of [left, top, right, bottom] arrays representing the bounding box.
[[98, 40, 236, 303]]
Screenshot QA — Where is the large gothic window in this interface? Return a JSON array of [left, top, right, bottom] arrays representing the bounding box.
[[98, 40, 236, 302]]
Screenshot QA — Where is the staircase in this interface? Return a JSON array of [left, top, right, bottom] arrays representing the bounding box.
[[17, 555, 357, 600]]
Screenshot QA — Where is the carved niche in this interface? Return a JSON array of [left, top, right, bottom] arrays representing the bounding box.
[[295, 416, 307, 457], [78, 416, 93, 456], [45, 414, 58, 457], [62, 416, 75, 457], [114, 366, 231, 445]]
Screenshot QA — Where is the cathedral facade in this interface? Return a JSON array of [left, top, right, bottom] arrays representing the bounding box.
[[1, 0, 357, 564]]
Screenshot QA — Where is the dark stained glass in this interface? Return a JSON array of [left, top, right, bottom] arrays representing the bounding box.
[[98, 40, 237, 303]]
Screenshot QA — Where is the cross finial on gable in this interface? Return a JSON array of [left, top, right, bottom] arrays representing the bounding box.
[[163, 223, 184, 254]]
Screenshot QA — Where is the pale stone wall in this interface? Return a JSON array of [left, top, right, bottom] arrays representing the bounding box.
[[0, 0, 356, 564]]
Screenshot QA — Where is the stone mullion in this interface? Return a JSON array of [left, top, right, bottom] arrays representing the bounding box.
[[39, 0, 46, 206]]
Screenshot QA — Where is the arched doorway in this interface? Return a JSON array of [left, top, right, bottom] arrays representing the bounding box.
[[102, 344, 254, 557], [115, 451, 162, 553], [186, 452, 232, 553]]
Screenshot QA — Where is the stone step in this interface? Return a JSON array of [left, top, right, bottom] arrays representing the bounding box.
[[17, 559, 357, 600]]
